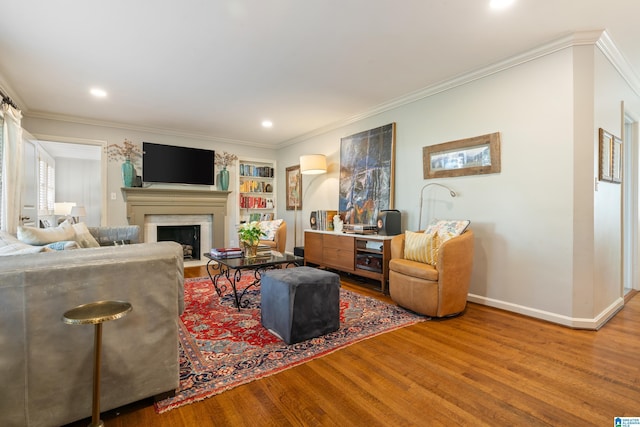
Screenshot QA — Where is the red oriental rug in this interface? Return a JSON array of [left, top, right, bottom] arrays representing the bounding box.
[[154, 274, 425, 413]]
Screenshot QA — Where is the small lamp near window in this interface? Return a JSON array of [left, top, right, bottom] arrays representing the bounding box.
[[70, 206, 86, 224], [54, 202, 76, 224]]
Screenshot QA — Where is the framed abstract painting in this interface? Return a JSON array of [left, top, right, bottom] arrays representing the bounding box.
[[339, 123, 396, 225]]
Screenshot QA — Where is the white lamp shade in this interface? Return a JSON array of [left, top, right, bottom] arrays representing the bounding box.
[[70, 206, 87, 217], [300, 154, 327, 175], [54, 202, 76, 216]]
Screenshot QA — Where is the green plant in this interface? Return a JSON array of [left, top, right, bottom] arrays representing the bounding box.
[[238, 221, 264, 245]]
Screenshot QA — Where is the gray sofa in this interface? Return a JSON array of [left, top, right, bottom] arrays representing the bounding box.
[[0, 226, 185, 427]]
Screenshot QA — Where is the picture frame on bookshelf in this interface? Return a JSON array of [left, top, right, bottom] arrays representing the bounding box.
[[286, 165, 302, 210]]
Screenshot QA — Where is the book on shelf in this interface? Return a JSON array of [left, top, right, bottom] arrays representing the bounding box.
[[311, 210, 338, 231]]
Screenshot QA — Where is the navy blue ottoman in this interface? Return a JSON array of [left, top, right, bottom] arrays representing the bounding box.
[[261, 266, 340, 344]]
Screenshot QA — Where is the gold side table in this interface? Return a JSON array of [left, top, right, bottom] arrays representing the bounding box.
[[62, 301, 132, 427]]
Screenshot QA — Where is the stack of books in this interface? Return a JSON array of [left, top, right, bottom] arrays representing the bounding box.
[[210, 247, 243, 258], [256, 244, 272, 256]]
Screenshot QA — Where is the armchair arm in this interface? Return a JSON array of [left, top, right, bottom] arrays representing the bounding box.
[[390, 233, 405, 259], [436, 229, 475, 316], [273, 221, 286, 253]]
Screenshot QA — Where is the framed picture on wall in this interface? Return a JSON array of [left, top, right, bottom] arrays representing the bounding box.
[[423, 132, 501, 179], [599, 128, 622, 183], [612, 133, 623, 183], [339, 123, 396, 225], [286, 165, 302, 210], [599, 128, 614, 182]]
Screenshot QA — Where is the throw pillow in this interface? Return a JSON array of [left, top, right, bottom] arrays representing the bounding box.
[[259, 219, 283, 241], [0, 231, 52, 255], [17, 219, 75, 245], [423, 219, 470, 236], [72, 222, 100, 248], [404, 230, 439, 266]]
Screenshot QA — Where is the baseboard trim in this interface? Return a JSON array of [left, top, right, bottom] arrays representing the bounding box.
[[467, 293, 625, 330]]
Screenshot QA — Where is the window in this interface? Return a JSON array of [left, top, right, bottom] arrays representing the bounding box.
[[38, 156, 55, 214]]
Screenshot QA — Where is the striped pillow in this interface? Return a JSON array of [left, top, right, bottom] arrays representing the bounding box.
[[404, 231, 439, 265]]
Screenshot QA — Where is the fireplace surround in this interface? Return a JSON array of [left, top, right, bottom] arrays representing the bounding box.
[[121, 187, 230, 249]]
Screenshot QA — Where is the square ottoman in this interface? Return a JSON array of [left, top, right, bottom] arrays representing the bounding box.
[[261, 266, 340, 344]]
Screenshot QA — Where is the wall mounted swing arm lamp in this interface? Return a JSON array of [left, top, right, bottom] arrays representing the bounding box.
[[418, 182, 457, 230]]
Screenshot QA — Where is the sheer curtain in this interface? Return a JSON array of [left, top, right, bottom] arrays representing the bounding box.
[[0, 103, 23, 233]]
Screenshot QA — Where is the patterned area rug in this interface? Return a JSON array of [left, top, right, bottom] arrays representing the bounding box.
[[154, 274, 425, 413]]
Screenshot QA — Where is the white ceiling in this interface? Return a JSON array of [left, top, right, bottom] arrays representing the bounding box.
[[1, 0, 640, 149]]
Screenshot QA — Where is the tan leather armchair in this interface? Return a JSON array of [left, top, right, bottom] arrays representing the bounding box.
[[388, 229, 474, 317], [259, 220, 287, 253]]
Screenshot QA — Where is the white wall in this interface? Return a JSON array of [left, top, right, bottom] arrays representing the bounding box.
[[21, 35, 640, 328], [55, 157, 101, 226], [277, 40, 640, 328], [20, 118, 276, 247]]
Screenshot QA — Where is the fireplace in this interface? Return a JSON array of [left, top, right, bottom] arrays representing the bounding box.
[[157, 225, 201, 260], [144, 214, 212, 266]]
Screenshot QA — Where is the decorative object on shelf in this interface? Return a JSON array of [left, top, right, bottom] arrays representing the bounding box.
[[215, 151, 238, 191], [238, 221, 265, 257], [107, 139, 142, 187], [333, 214, 344, 233], [339, 123, 396, 226], [122, 158, 135, 187], [423, 132, 501, 179]]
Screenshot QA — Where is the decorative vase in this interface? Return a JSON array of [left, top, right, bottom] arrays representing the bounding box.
[[243, 241, 258, 258], [219, 167, 230, 191], [121, 158, 135, 187]]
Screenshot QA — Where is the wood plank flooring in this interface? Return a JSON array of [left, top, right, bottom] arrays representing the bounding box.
[[65, 266, 640, 426]]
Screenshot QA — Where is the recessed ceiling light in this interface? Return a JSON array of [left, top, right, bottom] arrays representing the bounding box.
[[490, 0, 515, 10], [90, 88, 107, 98], [261, 120, 273, 128]]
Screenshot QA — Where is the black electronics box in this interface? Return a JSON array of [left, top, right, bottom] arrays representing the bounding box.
[[356, 253, 383, 273], [376, 209, 401, 235]]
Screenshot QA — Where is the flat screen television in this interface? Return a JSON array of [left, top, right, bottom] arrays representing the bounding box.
[[142, 142, 215, 185]]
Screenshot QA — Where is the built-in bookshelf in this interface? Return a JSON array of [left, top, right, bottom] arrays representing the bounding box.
[[237, 158, 276, 223]]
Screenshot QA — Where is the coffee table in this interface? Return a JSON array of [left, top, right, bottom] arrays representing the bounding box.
[[204, 252, 302, 310]]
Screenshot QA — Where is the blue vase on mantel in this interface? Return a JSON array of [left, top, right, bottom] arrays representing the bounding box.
[[122, 158, 135, 187], [219, 167, 229, 191]]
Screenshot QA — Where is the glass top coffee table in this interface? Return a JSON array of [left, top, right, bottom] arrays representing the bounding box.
[[204, 252, 302, 310]]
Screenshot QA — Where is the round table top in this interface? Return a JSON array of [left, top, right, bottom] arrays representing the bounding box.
[[62, 300, 132, 325]]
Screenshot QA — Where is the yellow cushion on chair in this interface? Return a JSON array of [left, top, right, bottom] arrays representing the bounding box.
[[404, 231, 439, 265]]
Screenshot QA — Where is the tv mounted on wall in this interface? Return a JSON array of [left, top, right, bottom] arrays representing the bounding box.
[[142, 142, 215, 185]]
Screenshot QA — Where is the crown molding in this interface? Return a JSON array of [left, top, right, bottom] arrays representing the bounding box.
[[19, 30, 639, 150], [23, 110, 273, 149], [596, 30, 640, 97], [278, 30, 638, 149]]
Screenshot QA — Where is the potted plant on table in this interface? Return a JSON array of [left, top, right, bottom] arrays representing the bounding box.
[[238, 221, 265, 257]]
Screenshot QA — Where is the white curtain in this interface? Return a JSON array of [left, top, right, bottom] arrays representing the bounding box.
[[1, 103, 23, 233]]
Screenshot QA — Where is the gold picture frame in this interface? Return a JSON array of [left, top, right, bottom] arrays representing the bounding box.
[[286, 165, 302, 210], [599, 128, 622, 183], [423, 132, 501, 179]]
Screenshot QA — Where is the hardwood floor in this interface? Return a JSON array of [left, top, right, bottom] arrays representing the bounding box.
[[66, 266, 640, 426]]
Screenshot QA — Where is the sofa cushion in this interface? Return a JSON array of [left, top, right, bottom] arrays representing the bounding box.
[[45, 240, 81, 251], [0, 231, 52, 255], [72, 222, 100, 248], [404, 230, 439, 265], [259, 219, 283, 241], [17, 219, 75, 245]]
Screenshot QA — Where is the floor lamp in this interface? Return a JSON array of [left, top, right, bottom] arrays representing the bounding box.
[[418, 183, 457, 230], [294, 154, 327, 247]]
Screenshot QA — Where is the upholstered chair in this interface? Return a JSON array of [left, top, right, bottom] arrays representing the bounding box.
[[259, 220, 287, 253], [388, 228, 474, 317]]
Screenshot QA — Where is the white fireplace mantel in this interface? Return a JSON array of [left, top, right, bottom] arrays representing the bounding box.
[[121, 187, 231, 248]]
